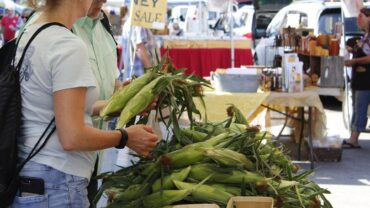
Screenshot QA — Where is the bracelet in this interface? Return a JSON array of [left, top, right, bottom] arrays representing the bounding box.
[[116, 129, 128, 149]]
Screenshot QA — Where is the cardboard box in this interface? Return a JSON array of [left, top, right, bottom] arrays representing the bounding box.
[[313, 147, 342, 162], [226, 196, 274, 208], [312, 135, 342, 162], [319, 56, 344, 88]]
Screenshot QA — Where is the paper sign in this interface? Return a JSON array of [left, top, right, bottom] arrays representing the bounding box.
[[129, 0, 167, 30], [286, 62, 304, 93]]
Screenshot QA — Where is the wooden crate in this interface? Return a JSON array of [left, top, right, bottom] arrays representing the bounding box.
[[313, 147, 342, 162], [226, 196, 274, 208]]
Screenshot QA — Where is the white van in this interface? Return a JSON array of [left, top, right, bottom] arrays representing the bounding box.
[[170, 5, 197, 33]]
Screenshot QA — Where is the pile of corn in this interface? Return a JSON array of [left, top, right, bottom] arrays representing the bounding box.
[[95, 116, 332, 208]]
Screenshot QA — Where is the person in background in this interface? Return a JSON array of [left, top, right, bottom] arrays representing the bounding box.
[[12, 0, 158, 207], [16, 8, 34, 35], [1, 6, 18, 44], [121, 10, 158, 80], [120, 6, 129, 26], [343, 7, 370, 149]]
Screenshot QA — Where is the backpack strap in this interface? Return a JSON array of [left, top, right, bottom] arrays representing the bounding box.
[[16, 22, 66, 172], [100, 10, 117, 46], [16, 22, 66, 70]]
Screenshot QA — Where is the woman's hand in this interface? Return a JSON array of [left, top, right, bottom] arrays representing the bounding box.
[[125, 124, 158, 157], [92, 100, 108, 116]]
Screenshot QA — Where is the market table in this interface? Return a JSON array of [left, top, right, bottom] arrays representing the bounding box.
[[195, 89, 326, 169], [160, 39, 254, 77]]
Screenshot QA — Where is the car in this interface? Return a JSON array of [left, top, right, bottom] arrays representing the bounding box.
[[210, 5, 279, 48], [170, 5, 198, 34]]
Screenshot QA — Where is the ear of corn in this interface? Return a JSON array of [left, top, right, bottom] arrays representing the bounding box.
[[256, 131, 272, 141], [106, 197, 142, 208], [111, 183, 150, 202], [162, 147, 203, 168], [173, 180, 233, 205], [152, 166, 191, 192], [209, 184, 242, 196], [162, 132, 230, 168], [202, 148, 254, 170], [100, 72, 156, 117], [142, 189, 191, 208], [227, 104, 248, 125], [116, 76, 171, 129], [270, 180, 300, 190], [180, 128, 207, 143], [227, 123, 248, 133], [198, 132, 230, 148], [189, 163, 267, 185]]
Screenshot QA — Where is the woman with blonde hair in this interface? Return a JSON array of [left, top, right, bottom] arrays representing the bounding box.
[[11, 0, 158, 207]]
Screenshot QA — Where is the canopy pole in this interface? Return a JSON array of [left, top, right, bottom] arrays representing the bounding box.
[[229, 0, 235, 69]]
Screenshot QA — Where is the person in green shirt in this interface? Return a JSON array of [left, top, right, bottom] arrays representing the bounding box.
[[73, 4, 119, 102], [73, 1, 160, 206], [72, 1, 125, 206]]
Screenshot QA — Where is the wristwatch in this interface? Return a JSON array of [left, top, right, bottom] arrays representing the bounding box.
[[116, 129, 128, 149]]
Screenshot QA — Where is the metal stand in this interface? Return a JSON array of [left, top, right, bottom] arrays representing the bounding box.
[[262, 105, 315, 169]]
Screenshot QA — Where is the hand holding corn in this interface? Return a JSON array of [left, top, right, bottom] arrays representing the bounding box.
[[125, 124, 158, 157]]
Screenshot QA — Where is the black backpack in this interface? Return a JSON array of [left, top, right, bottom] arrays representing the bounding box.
[[0, 22, 64, 207]]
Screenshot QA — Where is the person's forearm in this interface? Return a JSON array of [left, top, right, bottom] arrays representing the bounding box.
[[351, 56, 370, 65], [54, 86, 158, 156], [58, 126, 121, 151], [136, 43, 152, 68]]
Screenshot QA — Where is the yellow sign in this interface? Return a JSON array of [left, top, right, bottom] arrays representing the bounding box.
[[129, 0, 167, 30]]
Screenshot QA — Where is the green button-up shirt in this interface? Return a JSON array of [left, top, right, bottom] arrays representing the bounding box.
[[73, 13, 118, 100]]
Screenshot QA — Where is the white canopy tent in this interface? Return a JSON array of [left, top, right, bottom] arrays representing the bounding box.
[[111, 0, 240, 75], [107, 0, 208, 6]]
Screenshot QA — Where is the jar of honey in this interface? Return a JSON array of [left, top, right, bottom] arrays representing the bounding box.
[[329, 38, 339, 56]]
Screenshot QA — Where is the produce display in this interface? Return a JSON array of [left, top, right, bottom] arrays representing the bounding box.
[[96, 56, 332, 208], [94, 120, 331, 208]]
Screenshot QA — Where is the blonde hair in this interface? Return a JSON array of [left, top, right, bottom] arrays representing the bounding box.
[[27, 0, 61, 10]]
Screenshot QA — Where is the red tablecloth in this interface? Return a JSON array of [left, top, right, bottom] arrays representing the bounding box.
[[160, 48, 254, 77]]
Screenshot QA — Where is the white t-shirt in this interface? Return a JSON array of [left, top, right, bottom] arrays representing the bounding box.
[[15, 23, 100, 179]]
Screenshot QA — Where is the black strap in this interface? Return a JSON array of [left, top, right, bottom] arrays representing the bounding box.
[[16, 22, 66, 70], [101, 10, 117, 46], [15, 22, 66, 172], [17, 118, 56, 172]]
